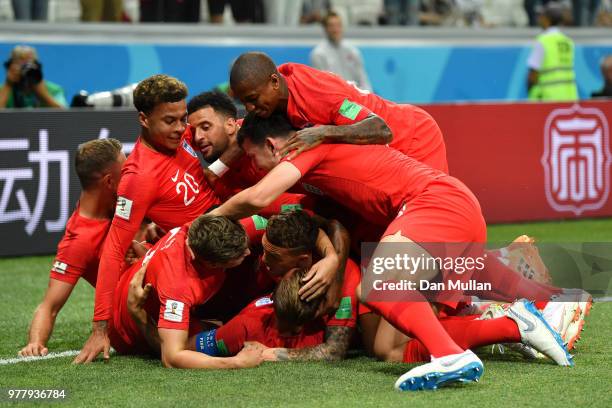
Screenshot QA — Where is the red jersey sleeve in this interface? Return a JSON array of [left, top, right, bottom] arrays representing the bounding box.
[[239, 215, 268, 247], [214, 297, 273, 356], [155, 260, 195, 331], [282, 146, 327, 177], [93, 172, 157, 321], [325, 259, 361, 328], [281, 63, 374, 127], [50, 239, 91, 285]]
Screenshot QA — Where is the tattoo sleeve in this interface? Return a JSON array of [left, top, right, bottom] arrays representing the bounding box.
[[325, 115, 392, 145], [275, 326, 354, 361]]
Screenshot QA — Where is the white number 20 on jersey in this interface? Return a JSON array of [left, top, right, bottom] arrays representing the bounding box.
[[172, 170, 200, 206]]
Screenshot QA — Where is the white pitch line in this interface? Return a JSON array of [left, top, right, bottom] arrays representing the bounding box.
[[0, 350, 80, 365]]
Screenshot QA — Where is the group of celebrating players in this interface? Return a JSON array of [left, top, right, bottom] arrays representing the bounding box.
[[19, 52, 591, 391]]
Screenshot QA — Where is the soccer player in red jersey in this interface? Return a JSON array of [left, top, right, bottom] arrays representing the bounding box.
[[187, 90, 313, 216], [209, 114, 573, 389], [107, 214, 264, 368], [127, 210, 354, 360], [18, 139, 125, 357], [228, 51, 447, 172], [227, 52, 569, 314], [75, 75, 221, 364]]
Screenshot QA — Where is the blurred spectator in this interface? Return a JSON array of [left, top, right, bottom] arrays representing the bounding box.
[[330, 0, 383, 25], [208, 0, 264, 23], [525, 0, 554, 27], [11, 0, 48, 20], [419, 0, 458, 25], [592, 55, 612, 98], [0, 45, 66, 109], [383, 0, 419, 25], [265, 0, 302, 25], [480, 0, 528, 26], [527, 3, 578, 101], [81, 0, 123, 21], [301, 0, 330, 24], [571, 0, 601, 25], [310, 11, 372, 91], [596, 0, 612, 25], [140, 0, 200, 22]]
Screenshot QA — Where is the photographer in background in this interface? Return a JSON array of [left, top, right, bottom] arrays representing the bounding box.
[[0, 45, 66, 109]]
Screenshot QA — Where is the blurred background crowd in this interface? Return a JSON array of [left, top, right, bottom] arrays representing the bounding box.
[[1, 0, 611, 27]]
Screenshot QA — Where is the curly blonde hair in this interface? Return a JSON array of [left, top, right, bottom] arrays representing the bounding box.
[[133, 74, 188, 114]]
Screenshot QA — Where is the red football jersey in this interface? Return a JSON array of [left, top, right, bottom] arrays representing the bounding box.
[[49, 204, 111, 286], [285, 144, 446, 227], [94, 126, 220, 321], [213, 258, 362, 355], [280, 63, 435, 160], [214, 296, 326, 356], [112, 224, 226, 349]]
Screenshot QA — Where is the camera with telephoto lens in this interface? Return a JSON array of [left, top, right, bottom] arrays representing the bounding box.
[[19, 61, 43, 88]]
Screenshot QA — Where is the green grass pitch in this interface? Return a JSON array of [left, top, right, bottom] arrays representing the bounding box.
[[1, 219, 611, 407]]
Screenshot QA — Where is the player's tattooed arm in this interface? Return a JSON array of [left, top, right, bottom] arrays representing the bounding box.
[[271, 326, 353, 362], [278, 114, 392, 159]]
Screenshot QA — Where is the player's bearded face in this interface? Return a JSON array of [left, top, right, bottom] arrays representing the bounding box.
[[189, 107, 230, 161], [141, 100, 188, 153]]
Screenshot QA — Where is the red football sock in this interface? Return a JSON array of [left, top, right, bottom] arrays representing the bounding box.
[[402, 316, 521, 363], [366, 298, 464, 358]]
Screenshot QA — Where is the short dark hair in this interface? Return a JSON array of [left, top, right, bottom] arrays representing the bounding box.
[[75, 138, 123, 190], [187, 91, 237, 119], [229, 52, 277, 90], [266, 210, 319, 253], [274, 267, 325, 328], [237, 112, 295, 147], [322, 10, 341, 27], [187, 215, 248, 264], [133, 74, 188, 114]]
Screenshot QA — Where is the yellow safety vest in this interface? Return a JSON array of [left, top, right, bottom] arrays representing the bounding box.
[[529, 31, 578, 101]]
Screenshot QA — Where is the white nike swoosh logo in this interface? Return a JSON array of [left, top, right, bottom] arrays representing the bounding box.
[[508, 308, 536, 332], [171, 169, 180, 182]]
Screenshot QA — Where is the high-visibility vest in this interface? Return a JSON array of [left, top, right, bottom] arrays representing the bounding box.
[[530, 31, 578, 101]]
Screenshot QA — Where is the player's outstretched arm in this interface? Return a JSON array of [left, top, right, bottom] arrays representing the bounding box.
[[265, 325, 353, 362], [278, 115, 392, 160], [210, 162, 301, 220], [19, 279, 75, 357], [159, 329, 264, 369]]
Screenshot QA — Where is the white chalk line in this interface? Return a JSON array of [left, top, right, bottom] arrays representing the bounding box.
[[0, 350, 80, 365]]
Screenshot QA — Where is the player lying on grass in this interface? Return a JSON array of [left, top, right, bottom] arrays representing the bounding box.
[[103, 214, 272, 369], [19, 139, 125, 357], [207, 112, 577, 391], [126, 210, 357, 359], [126, 221, 574, 376]]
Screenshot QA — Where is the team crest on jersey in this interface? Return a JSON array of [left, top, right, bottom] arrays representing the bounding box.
[[182, 140, 197, 158], [115, 196, 133, 220], [164, 299, 184, 322], [541, 104, 611, 215], [301, 183, 324, 196], [52, 260, 67, 274], [255, 297, 273, 307]]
